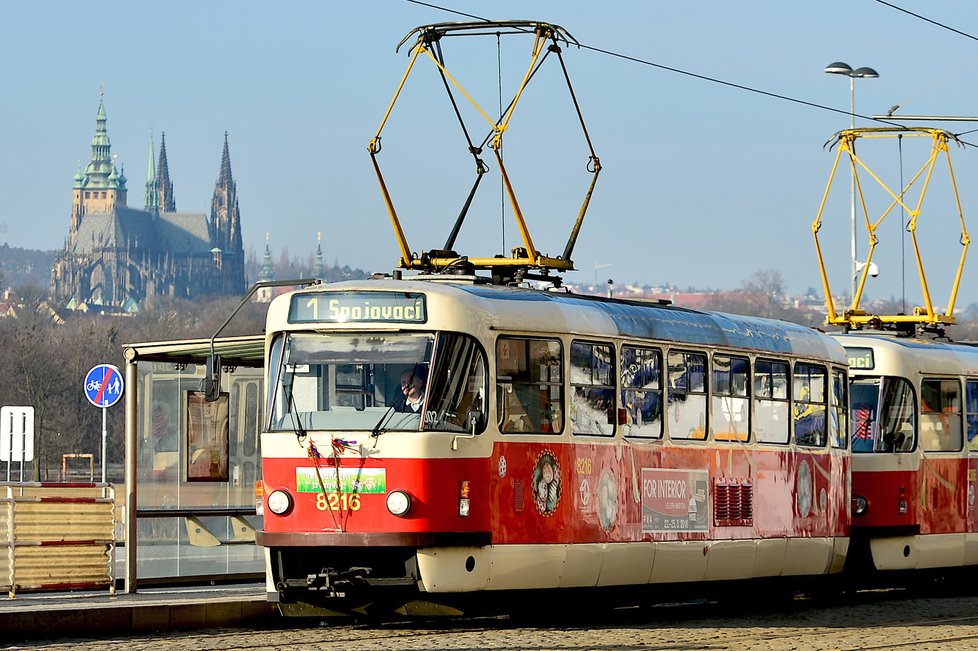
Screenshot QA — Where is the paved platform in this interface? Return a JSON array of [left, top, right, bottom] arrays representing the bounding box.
[[0, 583, 278, 642]]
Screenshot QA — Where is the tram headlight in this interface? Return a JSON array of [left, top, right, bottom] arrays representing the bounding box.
[[386, 490, 412, 516], [852, 495, 869, 517], [267, 489, 294, 516]]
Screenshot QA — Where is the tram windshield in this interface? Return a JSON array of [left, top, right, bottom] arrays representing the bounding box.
[[850, 377, 915, 453], [267, 331, 487, 433]]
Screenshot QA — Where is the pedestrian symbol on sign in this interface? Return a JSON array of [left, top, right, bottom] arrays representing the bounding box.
[[84, 364, 124, 408]]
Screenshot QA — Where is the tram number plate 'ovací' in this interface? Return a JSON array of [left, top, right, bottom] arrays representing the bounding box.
[[316, 492, 362, 512]]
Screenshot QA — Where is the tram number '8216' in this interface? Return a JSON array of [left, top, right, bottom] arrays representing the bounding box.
[[316, 493, 362, 511]]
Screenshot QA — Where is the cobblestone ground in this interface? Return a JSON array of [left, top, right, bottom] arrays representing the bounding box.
[[10, 591, 978, 650]]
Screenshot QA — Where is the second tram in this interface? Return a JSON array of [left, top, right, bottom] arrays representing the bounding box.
[[836, 332, 978, 572]]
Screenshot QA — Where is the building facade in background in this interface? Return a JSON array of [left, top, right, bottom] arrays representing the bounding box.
[[50, 97, 245, 311]]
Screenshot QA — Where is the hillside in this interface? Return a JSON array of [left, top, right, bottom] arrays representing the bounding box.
[[0, 245, 54, 290]]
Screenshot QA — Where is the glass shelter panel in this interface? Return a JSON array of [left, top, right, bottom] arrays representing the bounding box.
[[136, 361, 264, 581]]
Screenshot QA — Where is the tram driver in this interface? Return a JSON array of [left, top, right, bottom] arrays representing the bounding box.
[[399, 366, 428, 413]]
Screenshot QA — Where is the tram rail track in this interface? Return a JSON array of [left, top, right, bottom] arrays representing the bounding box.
[[15, 586, 978, 651]]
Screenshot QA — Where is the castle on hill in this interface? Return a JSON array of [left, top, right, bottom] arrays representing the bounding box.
[[50, 96, 245, 311]]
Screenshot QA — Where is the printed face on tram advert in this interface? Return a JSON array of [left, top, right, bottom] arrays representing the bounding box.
[[289, 292, 427, 324]]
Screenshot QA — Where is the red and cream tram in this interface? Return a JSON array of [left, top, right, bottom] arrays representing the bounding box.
[[255, 277, 851, 615], [835, 332, 978, 572]]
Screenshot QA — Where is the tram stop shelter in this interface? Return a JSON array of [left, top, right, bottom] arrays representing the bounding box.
[[122, 334, 265, 592]]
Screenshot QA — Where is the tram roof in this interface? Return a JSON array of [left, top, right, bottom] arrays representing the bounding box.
[[123, 334, 264, 367], [282, 279, 846, 361], [834, 332, 978, 365]]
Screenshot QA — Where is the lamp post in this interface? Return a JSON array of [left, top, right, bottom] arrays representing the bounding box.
[[824, 61, 879, 302]]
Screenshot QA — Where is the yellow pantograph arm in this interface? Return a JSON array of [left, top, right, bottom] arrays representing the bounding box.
[[421, 47, 499, 131], [418, 28, 551, 150], [811, 142, 847, 322], [367, 44, 426, 265], [942, 137, 970, 317], [493, 148, 537, 265], [369, 153, 412, 267], [493, 28, 550, 149], [370, 43, 425, 152]]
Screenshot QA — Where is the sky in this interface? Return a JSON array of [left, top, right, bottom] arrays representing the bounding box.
[[4, 1, 978, 308]]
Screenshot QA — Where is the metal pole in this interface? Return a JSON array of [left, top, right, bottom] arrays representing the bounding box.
[[18, 413, 24, 483], [850, 75, 857, 303], [5, 410, 9, 483], [101, 406, 107, 483], [124, 354, 138, 593]]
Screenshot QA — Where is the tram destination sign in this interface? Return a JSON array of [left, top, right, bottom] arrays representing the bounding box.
[[846, 347, 875, 370], [289, 291, 427, 324]]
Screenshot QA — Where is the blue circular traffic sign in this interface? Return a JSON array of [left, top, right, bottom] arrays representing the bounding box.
[[84, 364, 124, 408]]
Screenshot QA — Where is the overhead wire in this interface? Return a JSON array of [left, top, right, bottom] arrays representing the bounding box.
[[873, 0, 978, 43], [872, 1, 978, 118], [404, 0, 978, 148]]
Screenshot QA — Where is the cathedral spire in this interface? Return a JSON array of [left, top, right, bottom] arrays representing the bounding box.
[[256, 232, 275, 302], [259, 233, 274, 282], [82, 93, 118, 189], [210, 132, 241, 254], [144, 131, 159, 215], [314, 232, 325, 278], [217, 131, 232, 186], [157, 132, 176, 212]]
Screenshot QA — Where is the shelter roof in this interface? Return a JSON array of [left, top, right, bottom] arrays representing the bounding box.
[[123, 334, 264, 367]]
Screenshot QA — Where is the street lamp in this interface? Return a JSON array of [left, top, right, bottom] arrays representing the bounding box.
[[824, 61, 879, 302]]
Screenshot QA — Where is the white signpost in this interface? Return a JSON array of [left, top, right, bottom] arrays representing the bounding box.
[[1, 406, 35, 482], [84, 364, 124, 483]]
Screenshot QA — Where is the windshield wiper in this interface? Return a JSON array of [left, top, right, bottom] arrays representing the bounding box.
[[281, 362, 307, 442], [370, 389, 409, 440], [370, 365, 425, 440]]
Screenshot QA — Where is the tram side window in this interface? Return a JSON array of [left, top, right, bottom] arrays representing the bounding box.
[[621, 346, 663, 439], [879, 378, 915, 452], [712, 355, 749, 442], [830, 369, 848, 449], [968, 380, 978, 451], [921, 378, 962, 452], [793, 363, 827, 447], [570, 341, 615, 436], [426, 332, 488, 433], [496, 337, 563, 434], [850, 378, 878, 452], [754, 359, 789, 444], [667, 350, 707, 441]]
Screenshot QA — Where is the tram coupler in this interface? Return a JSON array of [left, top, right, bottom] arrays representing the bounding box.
[[304, 566, 374, 598]]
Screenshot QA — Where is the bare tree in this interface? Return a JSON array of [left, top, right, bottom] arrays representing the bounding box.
[[702, 269, 819, 326]]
